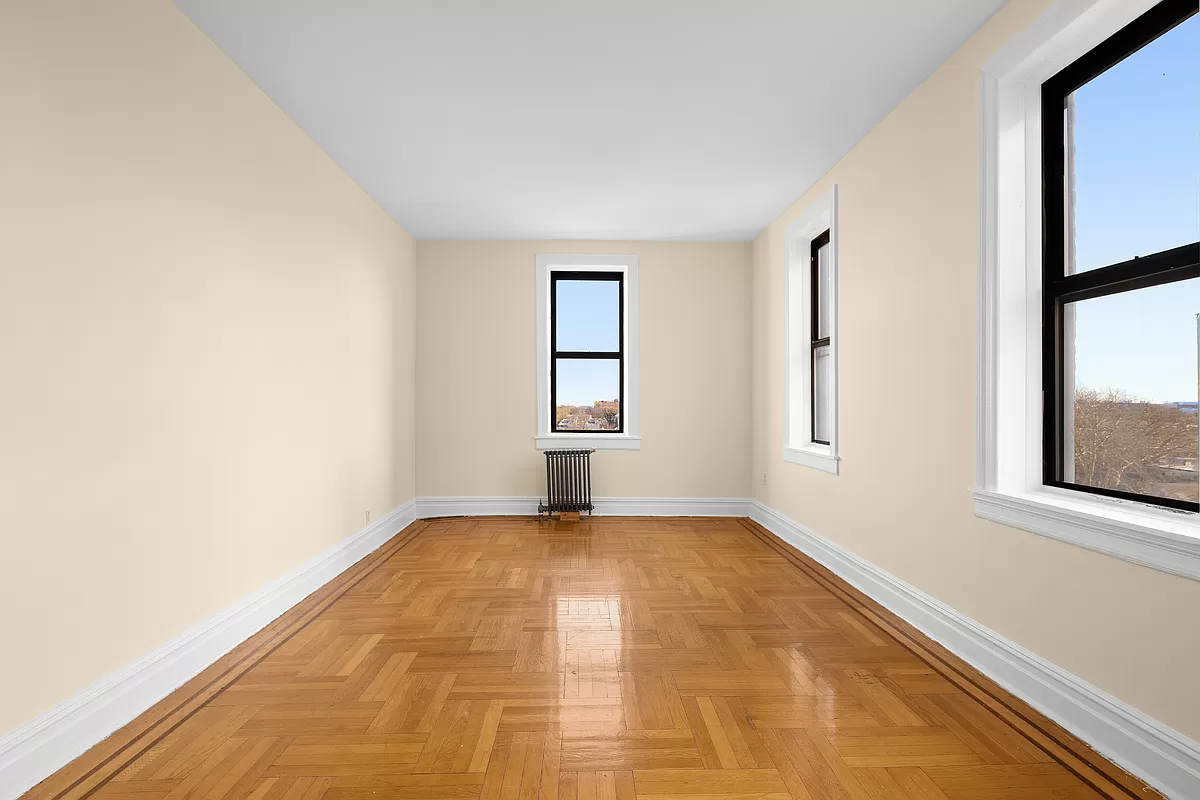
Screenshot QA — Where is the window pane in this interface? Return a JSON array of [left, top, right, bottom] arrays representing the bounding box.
[[816, 240, 832, 339], [555, 279, 620, 351], [1067, 278, 1198, 504], [1069, 15, 1199, 273], [555, 358, 620, 431], [813, 344, 831, 443]]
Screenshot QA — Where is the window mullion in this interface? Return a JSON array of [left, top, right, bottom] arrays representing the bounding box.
[[1050, 243, 1200, 305], [553, 351, 622, 359]]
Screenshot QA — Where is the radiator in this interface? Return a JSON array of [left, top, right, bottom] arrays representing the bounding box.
[[538, 449, 595, 515]]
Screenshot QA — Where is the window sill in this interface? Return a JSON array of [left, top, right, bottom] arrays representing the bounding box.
[[783, 446, 839, 475], [535, 435, 641, 451], [972, 488, 1200, 581]]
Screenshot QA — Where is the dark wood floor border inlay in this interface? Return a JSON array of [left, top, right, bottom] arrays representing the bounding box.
[[22, 520, 429, 800], [19, 515, 1165, 800], [737, 517, 1161, 800]]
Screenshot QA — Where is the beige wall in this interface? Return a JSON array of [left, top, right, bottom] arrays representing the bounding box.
[[416, 241, 750, 499], [0, 0, 416, 733], [750, 0, 1200, 738], [3, 0, 1194, 758]]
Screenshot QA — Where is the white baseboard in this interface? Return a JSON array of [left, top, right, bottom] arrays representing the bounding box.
[[0, 500, 417, 800], [415, 496, 752, 518], [749, 500, 1200, 800], [592, 497, 750, 517], [5, 497, 1194, 799], [417, 496, 541, 517]]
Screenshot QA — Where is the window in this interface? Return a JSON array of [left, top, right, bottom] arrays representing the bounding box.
[[535, 255, 639, 450], [785, 187, 839, 474], [977, 0, 1200, 582], [1042, 0, 1199, 512], [810, 230, 833, 445], [551, 272, 623, 433]]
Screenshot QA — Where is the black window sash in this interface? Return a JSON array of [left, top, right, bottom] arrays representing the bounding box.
[[810, 230, 831, 445], [1041, 0, 1200, 511], [550, 270, 624, 434]]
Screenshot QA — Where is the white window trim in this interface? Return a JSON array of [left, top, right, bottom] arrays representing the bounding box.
[[535, 254, 640, 451], [784, 186, 839, 475], [975, 0, 1200, 581]]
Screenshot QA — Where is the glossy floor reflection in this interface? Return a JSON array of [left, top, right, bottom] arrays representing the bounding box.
[[28, 517, 1149, 800]]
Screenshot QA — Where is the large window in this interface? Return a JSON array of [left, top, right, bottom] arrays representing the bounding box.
[[977, 0, 1199, 581], [1041, 0, 1199, 511], [784, 187, 839, 474], [535, 255, 639, 450], [550, 271, 624, 433]]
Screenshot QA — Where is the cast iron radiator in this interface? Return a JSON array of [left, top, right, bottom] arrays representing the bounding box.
[[538, 449, 595, 515]]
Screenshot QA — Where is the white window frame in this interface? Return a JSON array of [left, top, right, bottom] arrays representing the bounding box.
[[975, 0, 1200, 580], [535, 254, 640, 450], [784, 186, 839, 474]]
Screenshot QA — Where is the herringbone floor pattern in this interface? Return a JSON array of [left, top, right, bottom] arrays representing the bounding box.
[[23, 517, 1162, 800]]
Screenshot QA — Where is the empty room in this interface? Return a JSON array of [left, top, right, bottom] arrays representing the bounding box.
[[2, 1, 1199, 798]]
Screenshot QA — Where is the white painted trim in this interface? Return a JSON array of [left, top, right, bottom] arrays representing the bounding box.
[[590, 497, 750, 517], [974, 489, 1200, 581], [783, 445, 839, 475], [750, 500, 1200, 800], [975, 0, 1197, 580], [418, 496, 542, 517], [783, 186, 839, 473], [535, 434, 641, 451], [535, 254, 640, 447], [0, 501, 418, 800], [415, 496, 752, 519]]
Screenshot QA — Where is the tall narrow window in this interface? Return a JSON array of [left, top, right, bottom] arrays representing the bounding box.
[[811, 230, 832, 444], [551, 272, 624, 433], [784, 187, 839, 474], [1042, 0, 1199, 511], [535, 254, 639, 450]]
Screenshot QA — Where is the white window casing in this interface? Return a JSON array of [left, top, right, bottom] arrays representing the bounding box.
[[975, 0, 1200, 580], [784, 186, 839, 475], [535, 254, 640, 451]]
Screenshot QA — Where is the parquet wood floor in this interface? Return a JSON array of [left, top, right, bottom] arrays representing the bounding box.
[[21, 517, 1164, 800]]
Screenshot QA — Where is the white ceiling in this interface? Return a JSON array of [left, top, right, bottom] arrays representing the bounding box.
[[175, 0, 1005, 241]]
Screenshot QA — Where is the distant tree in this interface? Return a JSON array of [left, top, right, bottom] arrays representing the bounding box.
[[1072, 388, 1197, 500]]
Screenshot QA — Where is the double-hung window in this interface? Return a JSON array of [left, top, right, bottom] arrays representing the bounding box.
[[784, 187, 839, 474], [977, 0, 1200, 581], [551, 271, 624, 433], [1041, 0, 1199, 512], [810, 230, 833, 445], [535, 255, 640, 450]]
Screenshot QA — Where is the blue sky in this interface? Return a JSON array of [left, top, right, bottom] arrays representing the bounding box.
[[1072, 13, 1198, 403], [555, 280, 620, 406]]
